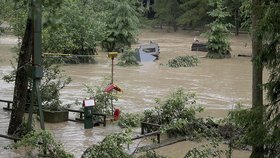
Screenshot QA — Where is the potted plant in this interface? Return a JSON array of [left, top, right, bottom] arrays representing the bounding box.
[[43, 99, 69, 123]]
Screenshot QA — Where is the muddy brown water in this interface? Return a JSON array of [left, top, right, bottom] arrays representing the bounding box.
[[0, 29, 266, 157]]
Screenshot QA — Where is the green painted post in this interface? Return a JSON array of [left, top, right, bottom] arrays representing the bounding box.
[[84, 106, 93, 129], [27, 0, 45, 131]]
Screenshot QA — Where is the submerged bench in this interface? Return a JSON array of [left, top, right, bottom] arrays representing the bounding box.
[[65, 108, 107, 127], [0, 99, 13, 111], [0, 99, 38, 111]]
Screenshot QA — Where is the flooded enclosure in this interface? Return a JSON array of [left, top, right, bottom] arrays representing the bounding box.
[[0, 29, 265, 157]]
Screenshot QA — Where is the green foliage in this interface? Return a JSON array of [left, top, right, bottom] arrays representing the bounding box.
[[153, 0, 180, 32], [178, 0, 210, 28], [164, 117, 220, 139], [9, 130, 74, 158], [117, 50, 139, 66], [167, 55, 199, 68], [0, 0, 13, 34], [239, 0, 251, 31], [248, 2, 280, 157], [203, 0, 232, 59], [84, 79, 118, 115], [118, 112, 141, 128], [40, 59, 71, 111], [2, 58, 71, 111], [229, 106, 280, 157], [229, 107, 266, 146], [142, 89, 202, 126], [184, 139, 230, 158], [81, 130, 132, 158], [101, 0, 141, 52], [42, 0, 105, 62]]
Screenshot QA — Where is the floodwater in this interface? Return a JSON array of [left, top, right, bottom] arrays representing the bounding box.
[[0, 29, 266, 157]]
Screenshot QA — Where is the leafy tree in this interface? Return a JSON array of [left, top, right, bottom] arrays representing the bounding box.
[[153, 0, 180, 32], [3, 58, 72, 112], [230, 1, 280, 157], [251, 0, 264, 156], [0, 0, 13, 34], [203, 0, 232, 59], [101, 0, 141, 52], [239, 0, 251, 31], [178, 0, 210, 29], [224, 0, 242, 36], [6, 0, 63, 135], [42, 0, 106, 61]]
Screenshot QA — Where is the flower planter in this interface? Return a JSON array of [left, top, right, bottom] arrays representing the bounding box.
[[43, 110, 69, 123]]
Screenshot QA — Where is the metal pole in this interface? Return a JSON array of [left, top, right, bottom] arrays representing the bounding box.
[[111, 57, 114, 115], [111, 57, 114, 84]]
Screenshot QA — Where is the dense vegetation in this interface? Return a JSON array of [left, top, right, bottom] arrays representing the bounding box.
[[1, 0, 280, 158], [167, 55, 199, 68]]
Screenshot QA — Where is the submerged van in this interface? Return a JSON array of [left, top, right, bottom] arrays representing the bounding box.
[[138, 41, 160, 59]]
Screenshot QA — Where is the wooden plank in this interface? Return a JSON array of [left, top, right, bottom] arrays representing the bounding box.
[[132, 131, 161, 143], [3, 107, 12, 111]]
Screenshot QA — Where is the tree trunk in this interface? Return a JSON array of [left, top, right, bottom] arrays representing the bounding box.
[[251, 0, 264, 157], [8, 18, 33, 135], [234, 8, 240, 36], [146, 0, 150, 9]]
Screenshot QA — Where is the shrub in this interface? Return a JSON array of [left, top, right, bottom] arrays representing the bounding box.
[[117, 50, 139, 66], [118, 113, 141, 128], [184, 139, 230, 158], [167, 56, 199, 68], [142, 89, 201, 125], [84, 79, 118, 115], [81, 130, 132, 158], [9, 130, 74, 158]]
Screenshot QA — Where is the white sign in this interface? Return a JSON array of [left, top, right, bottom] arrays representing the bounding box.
[[84, 99, 95, 107]]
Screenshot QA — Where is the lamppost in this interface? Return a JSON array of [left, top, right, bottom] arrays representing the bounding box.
[[107, 52, 118, 115], [108, 52, 118, 83]]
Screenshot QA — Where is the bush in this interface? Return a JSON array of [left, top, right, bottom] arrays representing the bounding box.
[[142, 89, 201, 125], [117, 50, 139, 66], [167, 56, 199, 68], [9, 130, 74, 158], [184, 139, 230, 158], [118, 113, 141, 128], [84, 79, 118, 115], [81, 130, 132, 158], [2, 57, 71, 111]]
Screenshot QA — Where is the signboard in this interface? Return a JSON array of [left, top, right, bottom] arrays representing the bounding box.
[[83, 99, 95, 107]]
